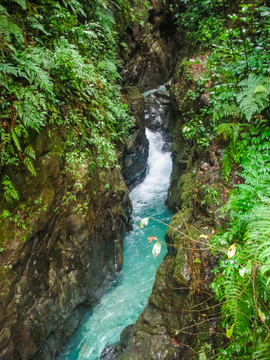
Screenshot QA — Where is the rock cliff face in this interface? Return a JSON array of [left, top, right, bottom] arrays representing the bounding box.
[[121, 0, 183, 91], [122, 86, 149, 190], [0, 123, 140, 359]]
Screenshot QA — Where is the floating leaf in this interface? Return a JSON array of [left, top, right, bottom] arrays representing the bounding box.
[[148, 236, 158, 244], [258, 309, 266, 323], [152, 241, 161, 258], [226, 323, 235, 340], [140, 217, 149, 228], [227, 244, 236, 258]]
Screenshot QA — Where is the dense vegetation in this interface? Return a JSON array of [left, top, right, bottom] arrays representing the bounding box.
[[1, 0, 270, 358], [0, 0, 141, 206], [176, 0, 270, 358], [0, 0, 155, 248]]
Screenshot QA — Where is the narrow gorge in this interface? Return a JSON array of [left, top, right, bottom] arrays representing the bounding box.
[[1, 1, 270, 360]]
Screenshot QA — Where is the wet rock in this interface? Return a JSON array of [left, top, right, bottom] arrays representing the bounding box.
[[120, 1, 183, 91], [120, 324, 135, 349], [161, 142, 172, 153], [122, 86, 149, 190], [0, 130, 132, 360], [101, 345, 120, 360], [144, 90, 173, 136]]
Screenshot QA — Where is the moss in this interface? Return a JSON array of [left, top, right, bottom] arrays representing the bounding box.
[[176, 171, 197, 214], [173, 249, 186, 284], [166, 213, 184, 245]]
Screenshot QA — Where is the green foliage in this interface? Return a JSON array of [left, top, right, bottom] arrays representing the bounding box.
[[9, 0, 27, 10], [0, 0, 134, 206], [177, 0, 227, 46], [201, 186, 220, 206], [254, 342, 270, 360], [237, 75, 270, 121], [2, 176, 19, 203], [175, 2, 270, 358], [182, 112, 210, 149], [211, 128, 270, 359], [0, 7, 24, 44]]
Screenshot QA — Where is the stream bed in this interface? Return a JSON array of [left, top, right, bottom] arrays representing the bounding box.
[[58, 96, 172, 360]]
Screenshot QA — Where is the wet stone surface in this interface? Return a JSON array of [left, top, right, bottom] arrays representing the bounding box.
[[144, 89, 173, 151]]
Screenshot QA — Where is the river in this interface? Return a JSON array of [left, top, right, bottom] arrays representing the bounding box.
[[57, 93, 172, 360]]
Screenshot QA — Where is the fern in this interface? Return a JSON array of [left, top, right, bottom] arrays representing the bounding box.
[[11, 129, 22, 152], [15, 86, 47, 131], [237, 75, 270, 121], [247, 204, 270, 277], [0, 13, 24, 45], [2, 175, 19, 202], [0, 5, 8, 15], [215, 103, 243, 121], [62, 0, 86, 17], [9, 0, 27, 10], [217, 122, 242, 145], [27, 16, 50, 36], [216, 123, 242, 179], [211, 123, 270, 359], [97, 60, 120, 81], [221, 276, 254, 335], [25, 145, 36, 160], [254, 342, 270, 360], [24, 156, 37, 176], [0, 63, 19, 77]]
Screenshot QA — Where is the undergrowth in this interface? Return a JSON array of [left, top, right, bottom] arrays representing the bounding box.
[[175, 0, 270, 358], [0, 0, 137, 206]]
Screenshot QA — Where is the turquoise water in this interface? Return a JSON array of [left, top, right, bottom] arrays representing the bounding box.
[[57, 129, 172, 360]]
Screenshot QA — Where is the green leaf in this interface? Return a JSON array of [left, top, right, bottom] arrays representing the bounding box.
[[254, 85, 267, 94], [11, 130, 22, 152], [24, 157, 37, 176], [11, 0, 26, 10], [25, 145, 36, 160], [226, 324, 235, 340], [245, 261, 252, 275]]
